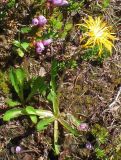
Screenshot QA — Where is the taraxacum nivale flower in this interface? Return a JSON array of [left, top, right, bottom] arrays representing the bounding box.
[[80, 16, 117, 56]]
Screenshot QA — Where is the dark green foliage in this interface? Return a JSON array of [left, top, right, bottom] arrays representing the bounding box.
[[82, 45, 110, 62], [102, 0, 110, 8], [59, 60, 77, 70], [91, 124, 109, 144], [9, 67, 47, 104]]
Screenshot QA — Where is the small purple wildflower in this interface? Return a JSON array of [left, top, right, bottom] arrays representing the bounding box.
[[52, 0, 63, 5], [42, 39, 52, 46], [60, 0, 68, 6], [32, 18, 39, 26], [86, 142, 92, 150], [36, 41, 45, 49], [36, 42, 45, 54], [78, 123, 89, 131], [35, 39, 52, 54], [36, 47, 44, 54], [38, 15, 47, 26], [52, 0, 69, 6], [15, 146, 22, 153]]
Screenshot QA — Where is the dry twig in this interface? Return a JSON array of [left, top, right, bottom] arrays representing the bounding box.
[[109, 86, 121, 108]]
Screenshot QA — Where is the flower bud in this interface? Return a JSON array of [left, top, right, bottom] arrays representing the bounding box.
[[78, 123, 89, 131], [86, 142, 92, 150], [15, 146, 22, 153], [38, 15, 47, 26], [42, 39, 52, 46], [32, 18, 39, 26]]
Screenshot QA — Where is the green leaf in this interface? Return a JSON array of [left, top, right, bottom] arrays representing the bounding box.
[[21, 27, 31, 33], [52, 19, 63, 30], [30, 115, 38, 124], [35, 109, 53, 118], [47, 89, 56, 103], [9, 68, 20, 95], [47, 89, 59, 115], [17, 48, 24, 57], [25, 106, 36, 115], [95, 148, 106, 158], [37, 117, 55, 131], [58, 118, 79, 136], [61, 31, 67, 39], [6, 99, 21, 107], [15, 68, 26, 86], [67, 113, 81, 127], [26, 77, 46, 102], [65, 23, 72, 31], [13, 40, 21, 47], [102, 0, 110, 8], [7, 0, 15, 8], [3, 108, 23, 121], [9, 68, 25, 102], [21, 42, 29, 51]]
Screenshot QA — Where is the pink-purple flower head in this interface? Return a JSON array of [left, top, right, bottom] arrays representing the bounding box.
[[32, 18, 39, 26], [38, 15, 47, 26], [35, 39, 52, 54], [36, 41, 45, 49], [78, 123, 89, 132], [50, 0, 69, 6], [36, 47, 44, 54], [32, 15, 47, 27], [42, 39, 52, 46], [35, 41, 45, 54]]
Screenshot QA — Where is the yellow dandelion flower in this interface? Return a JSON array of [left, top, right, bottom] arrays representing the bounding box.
[[80, 16, 117, 56]]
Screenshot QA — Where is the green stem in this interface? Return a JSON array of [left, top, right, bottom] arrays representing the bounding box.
[[53, 95, 59, 116], [54, 120, 60, 155]]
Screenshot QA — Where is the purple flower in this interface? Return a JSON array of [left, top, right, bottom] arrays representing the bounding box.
[[36, 47, 44, 54], [35, 41, 45, 54], [38, 15, 47, 26], [86, 142, 92, 150], [15, 146, 22, 153], [32, 18, 39, 26], [78, 123, 89, 131], [42, 39, 52, 46], [36, 41, 45, 49], [60, 0, 68, 6], [52, 0, 69, 6], [52, 0, 63, 5]]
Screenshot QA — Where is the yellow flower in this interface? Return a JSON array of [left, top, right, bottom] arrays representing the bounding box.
[[80, 16, 117, 56]]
